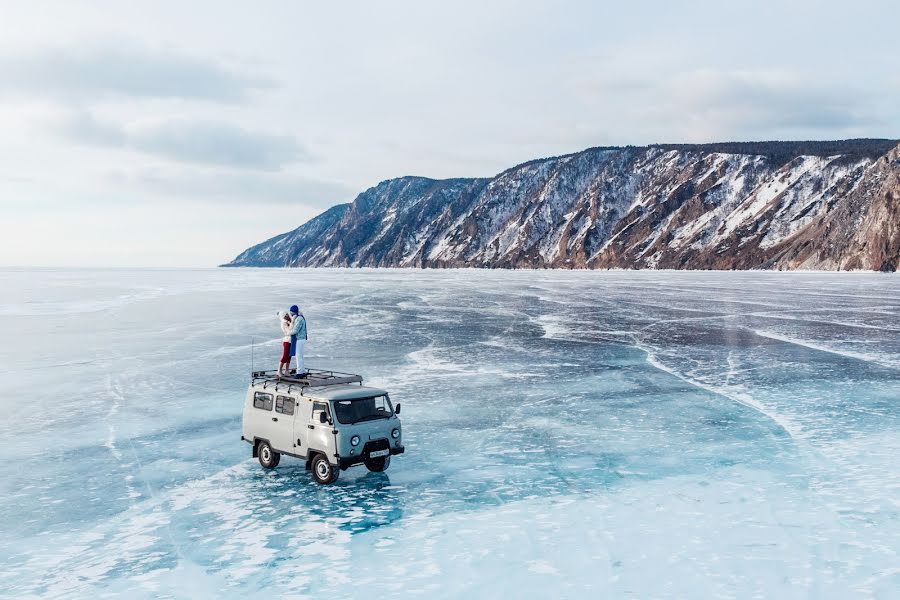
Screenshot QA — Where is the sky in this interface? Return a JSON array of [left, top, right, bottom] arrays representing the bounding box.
[[1, 0, 898, 267]]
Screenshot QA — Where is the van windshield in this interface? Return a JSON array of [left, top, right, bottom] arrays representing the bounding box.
[[333, 395, 393, 425]]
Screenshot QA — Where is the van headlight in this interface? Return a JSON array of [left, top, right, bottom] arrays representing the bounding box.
[[350, 435, 360, 446], [391, 428, 400, 439]]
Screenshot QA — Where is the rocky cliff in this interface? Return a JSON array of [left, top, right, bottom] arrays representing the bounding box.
[[226, 139, 900, 271]]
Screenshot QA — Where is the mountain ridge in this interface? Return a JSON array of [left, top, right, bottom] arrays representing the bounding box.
[[225, 139, 900, 272]]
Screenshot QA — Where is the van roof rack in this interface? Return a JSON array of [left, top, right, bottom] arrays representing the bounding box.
[[251, 368, 363, 388]]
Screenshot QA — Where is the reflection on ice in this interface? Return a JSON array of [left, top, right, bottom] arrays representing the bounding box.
[[0, 269, 897, 598]]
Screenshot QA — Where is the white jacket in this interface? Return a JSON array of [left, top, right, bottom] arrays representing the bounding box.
[[278, 311, 292, 342]]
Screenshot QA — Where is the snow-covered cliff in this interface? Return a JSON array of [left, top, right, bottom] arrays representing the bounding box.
[[225, 140, 900, 271]]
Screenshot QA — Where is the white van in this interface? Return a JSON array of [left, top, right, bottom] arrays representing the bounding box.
[[241, 369, 404, 484]]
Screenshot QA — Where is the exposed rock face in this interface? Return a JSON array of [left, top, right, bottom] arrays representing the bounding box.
[[225, 140, 900, 271], [763, 144, 900, 272]]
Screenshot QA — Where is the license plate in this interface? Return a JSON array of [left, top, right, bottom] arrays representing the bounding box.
[[369, 449, 390, 458]]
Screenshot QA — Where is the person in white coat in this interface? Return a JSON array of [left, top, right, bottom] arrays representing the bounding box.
[[276, 311, 293, 376]]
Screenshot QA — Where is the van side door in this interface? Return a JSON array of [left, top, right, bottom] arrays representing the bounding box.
[[308, 401, 337, 465], [270, 395, 297, 454]]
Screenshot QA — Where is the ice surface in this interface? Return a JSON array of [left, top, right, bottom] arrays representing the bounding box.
[[0, 268, 898, 598]]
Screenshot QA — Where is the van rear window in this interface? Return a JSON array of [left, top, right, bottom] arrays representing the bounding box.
[[253, 392, 273, 411], [276, 396, 295, 416]]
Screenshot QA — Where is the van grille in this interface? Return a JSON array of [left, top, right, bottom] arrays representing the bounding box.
[[363, 439, 389, 453]]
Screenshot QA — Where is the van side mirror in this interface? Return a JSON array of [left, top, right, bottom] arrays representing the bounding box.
[[395, 403, 401, 415], [318, 412, 328, 424]]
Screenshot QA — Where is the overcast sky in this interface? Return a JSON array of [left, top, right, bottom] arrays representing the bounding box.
[[1, 0, 898, 267]]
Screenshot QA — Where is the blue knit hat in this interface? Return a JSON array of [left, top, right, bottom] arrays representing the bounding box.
[[290, 305, 299, 314]]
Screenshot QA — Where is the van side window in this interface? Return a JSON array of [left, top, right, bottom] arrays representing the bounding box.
[[312, 401, 329, 421], [253, 392, 273, 411], [276, 396, 295, 416]]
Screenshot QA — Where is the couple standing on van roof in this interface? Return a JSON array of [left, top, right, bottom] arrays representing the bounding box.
[[277, 304, 308, 377]]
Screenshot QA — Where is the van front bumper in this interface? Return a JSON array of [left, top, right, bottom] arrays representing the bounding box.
[[338, 445, 404, 470]]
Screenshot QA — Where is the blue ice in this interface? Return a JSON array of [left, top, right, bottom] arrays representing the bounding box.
[[0, 269, 897, 598]]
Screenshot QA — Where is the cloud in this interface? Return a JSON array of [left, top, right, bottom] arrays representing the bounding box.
[[129, 119, 308, 169], [659, 69, 877, 130], [57, 110, 126, 146], [57, 112, 308, 170], [0, 42, 273, 103], [583, 68, 882, 142], [108, 167, 353, 208]]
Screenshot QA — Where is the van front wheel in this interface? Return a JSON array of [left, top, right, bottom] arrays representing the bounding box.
[[257, 441, 280, 469], [311, 454, 339, 484], [364, 455, 390, 472]]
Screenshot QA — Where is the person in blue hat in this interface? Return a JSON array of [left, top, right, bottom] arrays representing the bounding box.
[[287, 304, 308, 375]]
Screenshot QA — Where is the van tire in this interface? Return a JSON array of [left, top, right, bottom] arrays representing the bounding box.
[[257, 441, 279, 469], [311, 454, 339, 484], [364, 455, 390, 472]]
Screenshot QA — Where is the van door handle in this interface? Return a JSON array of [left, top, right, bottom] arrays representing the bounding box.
[[272, 417, 278, 422], [308, 425, 315, 429]]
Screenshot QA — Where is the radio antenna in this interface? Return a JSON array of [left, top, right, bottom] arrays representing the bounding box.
[[251, 337, 255, 376]]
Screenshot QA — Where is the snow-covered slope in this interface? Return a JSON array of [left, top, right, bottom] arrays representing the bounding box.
[[225, 140, 900, 271], [228, 203, 351, 267]]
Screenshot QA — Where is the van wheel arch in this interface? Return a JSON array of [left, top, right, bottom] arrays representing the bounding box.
[[310, 453, 339, 484], [304, 449, 324, 470], [256, 439, 280, 469], [364, 455, 391, 472]]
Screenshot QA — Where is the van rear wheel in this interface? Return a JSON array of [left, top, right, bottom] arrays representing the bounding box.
[[364, 455, 390, 472], [311, 454, 339, 484], [257, 441, 279, 469]]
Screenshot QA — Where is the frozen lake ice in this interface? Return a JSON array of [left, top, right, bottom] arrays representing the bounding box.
[[0, 268, 897, 598]]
